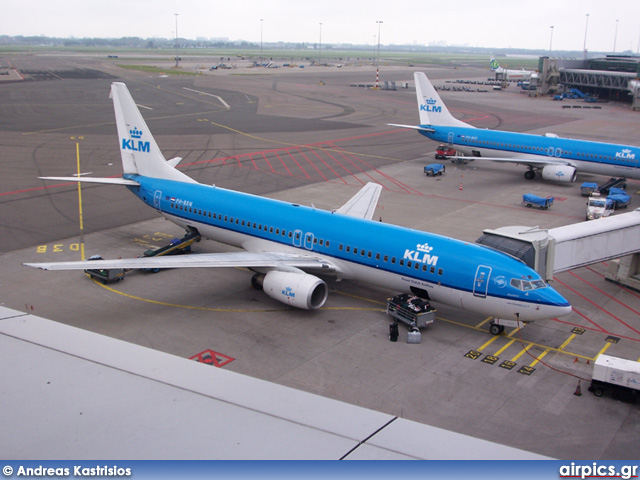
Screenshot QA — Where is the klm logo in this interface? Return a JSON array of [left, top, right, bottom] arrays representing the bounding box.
[[616, 148, 636, 160], [420, 98, 441, 113], [282, 286, 295, 298], [122, 127, 150, 153], [403, 242, 439, 266]]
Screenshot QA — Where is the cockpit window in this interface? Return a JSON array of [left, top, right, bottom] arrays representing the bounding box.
[[511, 278, 546, 290]]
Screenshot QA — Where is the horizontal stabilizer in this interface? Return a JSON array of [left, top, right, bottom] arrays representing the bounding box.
[[167, 157, 183, 168], [388, 123, 435, 133], [335, 182, 382, 220], [24, 251, 336, 272], [38, 176, 140, 186]]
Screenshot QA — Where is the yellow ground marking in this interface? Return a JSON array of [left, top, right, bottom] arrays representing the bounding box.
[[594, 341, 613, 360], [510, 344, 532, 362], [475, 316, 494, 329], [477, 334, 501, 352], [493, 338, 517, 356], [528, 348, 551, 367], [558, 333, 577, 351], [95, 279, 383, 312]]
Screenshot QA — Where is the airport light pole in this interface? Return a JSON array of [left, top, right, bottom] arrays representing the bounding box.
[[174, 13, 179, 67], [376, 20, 383, 89], [260, 19, 263, 66], [613, 19, 619, 53], [319, 23, 322, 66], [549, 25, 554, 55], [583, 14, 589, 59]]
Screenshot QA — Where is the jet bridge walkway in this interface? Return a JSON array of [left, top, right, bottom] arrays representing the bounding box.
[[476, 208, 640, 284]]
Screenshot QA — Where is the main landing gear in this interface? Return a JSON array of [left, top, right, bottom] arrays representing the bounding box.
[[524, 168, 536, 180]]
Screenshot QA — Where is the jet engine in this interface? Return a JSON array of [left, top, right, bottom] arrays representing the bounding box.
[[541, 165, 577, 183], [256, 270, 329, 310]]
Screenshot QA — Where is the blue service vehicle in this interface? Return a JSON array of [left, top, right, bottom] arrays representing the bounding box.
[[424, 163, 446, 176], [580, 182, 598, 196], [522, 193, 554, 210], [607, 187, 631, 209]]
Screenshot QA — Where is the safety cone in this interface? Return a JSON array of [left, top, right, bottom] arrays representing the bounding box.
[[574, 357, 578, 363], [573, 381, 582, 396], [459, 183, 463, 191]]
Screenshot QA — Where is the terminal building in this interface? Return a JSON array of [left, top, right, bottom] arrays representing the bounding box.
[[537, 55, 640, 110]]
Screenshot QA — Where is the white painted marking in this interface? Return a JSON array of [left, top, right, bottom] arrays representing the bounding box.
[[183, 88, 231, 109]]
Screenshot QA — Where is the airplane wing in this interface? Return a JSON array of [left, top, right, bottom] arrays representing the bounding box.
[[452, 155, 576, 168], [38, 176, 140, 186], [24, 251, 337, 272], [335, 182, 382, 220]]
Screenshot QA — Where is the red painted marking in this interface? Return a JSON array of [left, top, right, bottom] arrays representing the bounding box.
[[331, 143, 424, 195], [568, 270, 640, 337], [296, 147, 328, 182], [555, 276, 640, 338], [190, 349, 235, 367], [274, 151, 293, 176], [307, 146, 348, 185], [262, 152, 275, 173], [319, 146, 363, 185], [286, 149, 311, 180]]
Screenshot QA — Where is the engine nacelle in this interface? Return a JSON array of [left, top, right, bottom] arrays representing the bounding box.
[[541, 165, 577, 183], [261, 271, 328, 310]]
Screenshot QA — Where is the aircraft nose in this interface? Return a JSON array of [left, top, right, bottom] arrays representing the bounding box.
[[543, 288, 572, 318]]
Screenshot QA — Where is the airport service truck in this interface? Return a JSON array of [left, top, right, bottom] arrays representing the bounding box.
[[586, 193, 614, 220], [588, 354, 640, 400]]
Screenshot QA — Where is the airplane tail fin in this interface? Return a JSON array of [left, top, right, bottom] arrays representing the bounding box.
[[414, 72, 470, 128], [110, 82, 196, 183], [489, 57, 502, 72]]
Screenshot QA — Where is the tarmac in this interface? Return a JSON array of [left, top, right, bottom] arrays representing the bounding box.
[[1, 51, 639, 459]]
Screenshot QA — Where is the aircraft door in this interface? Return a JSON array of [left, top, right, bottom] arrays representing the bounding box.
[[304, 232, 315, 250], [293, 229, 303, 248], [447, 132, 454, 145], [473, 265, 492, 298], [153, 190, 162, 212]]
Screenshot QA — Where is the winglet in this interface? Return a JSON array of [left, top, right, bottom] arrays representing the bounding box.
[[335, 182, 382, 220]]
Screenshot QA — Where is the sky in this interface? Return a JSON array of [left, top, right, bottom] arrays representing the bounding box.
[[3, 0, 639, 53]]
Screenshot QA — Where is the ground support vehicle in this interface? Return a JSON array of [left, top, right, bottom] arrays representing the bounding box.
[[588, 354, 640, 401], [424, 163, 446, 176], [386, 294, 436, 343], [84, 255, 125, 284], [607, 188, 631, 209], [598, 177, 627, 195], [586, 193, 614, 220], [435, 144, 456, 159], [580, 182, 598, 196], [141, 230, 201, 273], [522, 193, 554, 210]]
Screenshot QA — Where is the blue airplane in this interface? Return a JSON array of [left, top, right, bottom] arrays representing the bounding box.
[[392, 72, 640, 183], [25, 82, 571, 330]]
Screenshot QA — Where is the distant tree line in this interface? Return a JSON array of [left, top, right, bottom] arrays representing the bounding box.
[[0, 35, 615, 57]]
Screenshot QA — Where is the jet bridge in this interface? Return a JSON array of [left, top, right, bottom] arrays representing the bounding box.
[[476, 208, 640, 282]]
